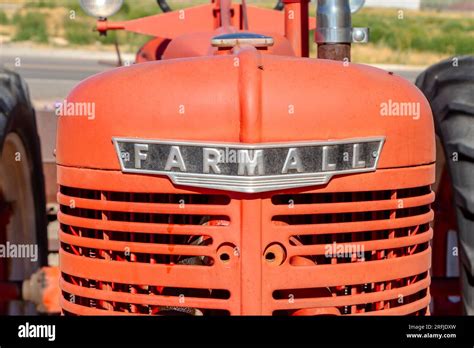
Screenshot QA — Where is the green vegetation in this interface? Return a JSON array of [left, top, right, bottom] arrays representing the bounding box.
[[420, 0, 469, 10], [352, 9, 474, 55], [64, 17, 125, 46], [0, 10, 8, 25], [63, 18, 95, 45], [3, 1, 473, 58], [13, 12, 48, 43], [25, 0, 57, 8]]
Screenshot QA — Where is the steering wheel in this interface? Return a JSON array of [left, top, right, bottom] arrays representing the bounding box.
[[156, 0, 284, 12]]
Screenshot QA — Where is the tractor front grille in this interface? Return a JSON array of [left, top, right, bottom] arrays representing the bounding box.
[[267, 186, 433, 315], [58, 165, 434, 315], [58, 186, 236, 315]]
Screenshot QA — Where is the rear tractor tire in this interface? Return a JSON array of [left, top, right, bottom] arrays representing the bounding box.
[[416, 56, 474, 315], [0, 69, 48, 314]]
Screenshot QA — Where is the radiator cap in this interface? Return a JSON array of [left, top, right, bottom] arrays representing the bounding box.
[[211, 32, 274, 48]]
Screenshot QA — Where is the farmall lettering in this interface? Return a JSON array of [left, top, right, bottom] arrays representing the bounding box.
[[113, 138, 384, 193], [136, 145, 366, 174]]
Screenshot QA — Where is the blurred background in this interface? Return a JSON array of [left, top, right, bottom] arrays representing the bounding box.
[[0, 0, 473, 103], [1, 1, 473, 60]]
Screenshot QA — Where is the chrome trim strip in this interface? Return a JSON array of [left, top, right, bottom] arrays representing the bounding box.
[[112, 137, 385, 193]]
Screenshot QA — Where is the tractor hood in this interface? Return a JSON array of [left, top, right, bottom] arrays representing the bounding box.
[[57, 48, 435, 172]]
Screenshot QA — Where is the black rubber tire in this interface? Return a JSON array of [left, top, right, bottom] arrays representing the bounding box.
[[156, 0, 284, 13], [0, 69, 48, 270], [415, 56, 474, 315]]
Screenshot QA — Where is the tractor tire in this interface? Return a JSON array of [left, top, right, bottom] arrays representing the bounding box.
[[0, 69, 48, 314], [415, 56, 474, 315]]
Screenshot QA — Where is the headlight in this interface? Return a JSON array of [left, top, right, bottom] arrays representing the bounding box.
[[79, 0, 123, 18], [349, 0, 365, 13]]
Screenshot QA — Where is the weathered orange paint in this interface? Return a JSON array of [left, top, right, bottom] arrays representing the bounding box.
[[284, 0, 310, 57], [57, 52, 435, 170]]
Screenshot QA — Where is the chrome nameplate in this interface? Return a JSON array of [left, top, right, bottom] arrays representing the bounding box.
[[113, 137, 385, 193]]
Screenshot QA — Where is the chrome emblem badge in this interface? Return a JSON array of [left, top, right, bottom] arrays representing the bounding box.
[[113, 137, 384, 193]]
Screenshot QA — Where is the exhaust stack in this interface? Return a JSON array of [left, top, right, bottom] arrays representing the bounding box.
[[315, 0, 368, 61]]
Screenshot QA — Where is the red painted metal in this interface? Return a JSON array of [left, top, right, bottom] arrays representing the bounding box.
[[96, 1, 316, 59], [284, 0, 310, 57], [57, 163, 434, 315], [135, 38, 171, 63], [96, 4, 216, 39], [57, 53, 434, 169]]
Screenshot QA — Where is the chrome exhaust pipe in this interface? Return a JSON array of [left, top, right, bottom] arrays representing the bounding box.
[[315, 0, 368, 61]]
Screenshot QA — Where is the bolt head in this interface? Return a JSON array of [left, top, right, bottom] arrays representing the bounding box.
[[353, 29, 366, 42]]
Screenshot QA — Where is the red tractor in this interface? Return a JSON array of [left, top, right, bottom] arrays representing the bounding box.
[[0, 0, 472, 316]]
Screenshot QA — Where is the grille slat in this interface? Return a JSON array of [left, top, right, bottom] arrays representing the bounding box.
[[271, 191, 434, 214], [271, 276, 430, 308], [58, 193, 231, 215], [274, 212, 433, 235], [59, 212, 231, 236], [60, 231, 215, 256], [266, 249, 431, 288], [267, 186, 433, 315], [58, 172, 433, 316], [287, 228, 432, 256]]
